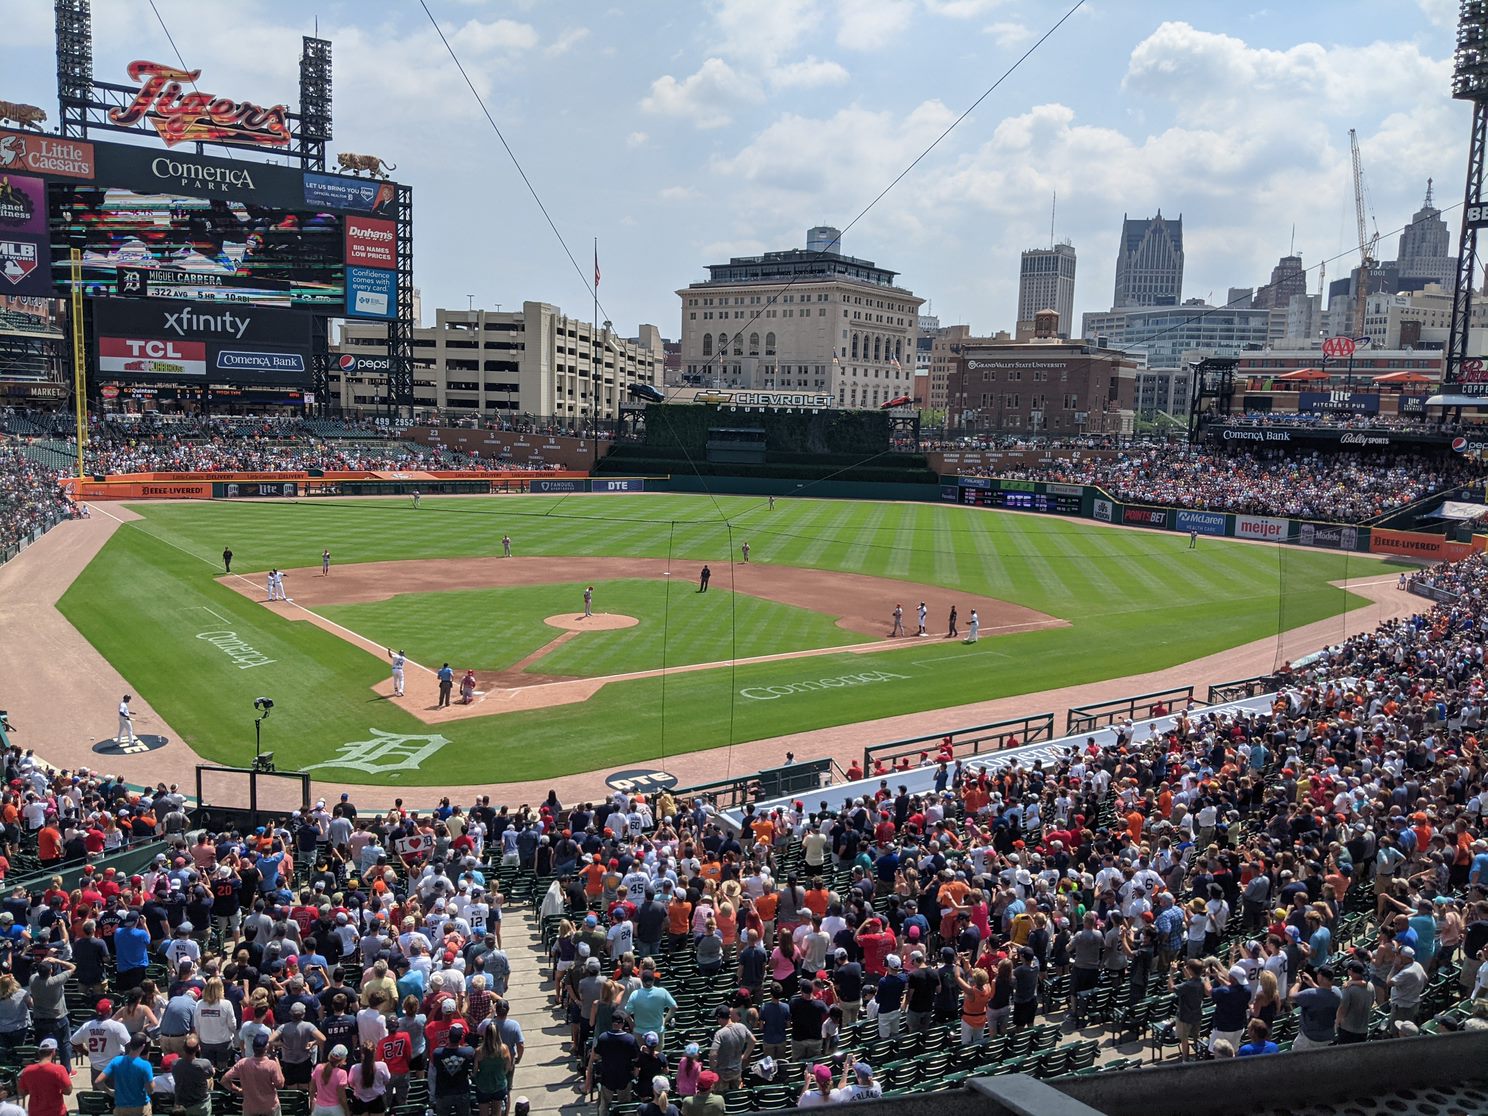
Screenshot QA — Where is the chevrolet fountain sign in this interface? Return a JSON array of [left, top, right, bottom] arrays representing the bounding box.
[[700, 390, 834, 411]]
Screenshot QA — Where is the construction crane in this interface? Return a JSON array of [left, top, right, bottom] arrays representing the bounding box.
[[1349, 128, 1380, 339]]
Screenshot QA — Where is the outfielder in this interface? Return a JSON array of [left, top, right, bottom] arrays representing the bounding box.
[[388, 649, 407, 697], [116, 694, 136, 746], [412, 490, 421, 509]]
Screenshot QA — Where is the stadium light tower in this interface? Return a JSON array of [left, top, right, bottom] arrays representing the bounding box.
[[1445, 1, 1488, 402]]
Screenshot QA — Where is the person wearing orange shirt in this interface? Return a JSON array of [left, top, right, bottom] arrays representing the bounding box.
[[36, 819, 63, 867], [1126, 809, 1145, 845], [666, 893, 693, 947], [802, 880, 831, 920], [579, 856, 606, 898]]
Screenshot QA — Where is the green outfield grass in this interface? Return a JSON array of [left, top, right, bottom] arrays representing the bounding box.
[[315, 579, 861, 676], [56, 494, 1393, 786]]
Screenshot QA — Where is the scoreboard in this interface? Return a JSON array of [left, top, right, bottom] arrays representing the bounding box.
[[951, 486, 1083, 514]]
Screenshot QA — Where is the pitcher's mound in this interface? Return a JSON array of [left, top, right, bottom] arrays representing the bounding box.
[[545, 613, 639, 631]]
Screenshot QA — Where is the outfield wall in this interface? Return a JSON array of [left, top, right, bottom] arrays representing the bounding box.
[[61, 469, 592, 500], [939, 475, 1487, 561]]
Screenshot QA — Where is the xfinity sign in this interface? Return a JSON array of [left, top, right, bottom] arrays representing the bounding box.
[[94, 297, 314, 349], [164, 307, 250, 338]]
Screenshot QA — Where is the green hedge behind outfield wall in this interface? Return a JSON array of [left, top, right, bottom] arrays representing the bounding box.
[[598, 443, 938, 486], [643, 403, 891, 455]]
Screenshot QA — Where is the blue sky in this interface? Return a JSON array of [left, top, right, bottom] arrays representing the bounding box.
[[8, 0, 1467, 337]]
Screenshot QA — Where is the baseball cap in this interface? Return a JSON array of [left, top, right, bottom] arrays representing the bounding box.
[[330, 1046, 348, 1060], [885, 954, 902, 970], [854, 1063, 874, 1081], [643, 1032, 659, 1047], [291, 1002, 307, 1016], [161, 1053, 179, 1070], [812, 1065, 833, 1085], [252, 1033, 270, 1052], [38, 1038, 57, 1052], [96, 999, 113, 1014], [697, 1071, 719, 1090], [684, 1043, 700, 1057]]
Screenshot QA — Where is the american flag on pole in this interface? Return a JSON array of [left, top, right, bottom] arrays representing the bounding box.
[[594, 248, 601, 290]]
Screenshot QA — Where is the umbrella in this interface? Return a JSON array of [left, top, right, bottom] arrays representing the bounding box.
[[1274, 367, 1331, 381], [1371, 371, 1435, 384]]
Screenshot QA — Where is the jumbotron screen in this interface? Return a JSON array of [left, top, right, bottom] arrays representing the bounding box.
[[47, 186, 344, 310]]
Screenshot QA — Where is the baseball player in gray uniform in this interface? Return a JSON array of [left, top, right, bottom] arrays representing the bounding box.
[[388, 649, 407, 696]]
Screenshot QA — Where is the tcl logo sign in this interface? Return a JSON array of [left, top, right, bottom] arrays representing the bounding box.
[[345, 217, 397, 267], [123, 339, 192, 358]]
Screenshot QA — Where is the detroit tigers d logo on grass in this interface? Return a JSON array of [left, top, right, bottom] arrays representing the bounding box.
[[303, 729, 450, 775]]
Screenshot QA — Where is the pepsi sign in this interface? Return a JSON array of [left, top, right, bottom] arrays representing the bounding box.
[[336, 353, 392, 374]]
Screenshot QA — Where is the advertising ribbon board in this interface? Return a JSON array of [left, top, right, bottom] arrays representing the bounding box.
[[1234, 514, 1288, 541], [1175, 509, 1228, 537]]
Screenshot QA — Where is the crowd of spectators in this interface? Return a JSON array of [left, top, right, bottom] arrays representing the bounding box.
[[0, 444, 80, 560], [1220, 411, 1444, 432], [5, 544, 1488, 1114], [982, 447, 1481, 522]]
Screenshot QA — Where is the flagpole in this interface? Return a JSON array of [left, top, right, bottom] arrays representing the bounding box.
[[593, 236, 599, 470]]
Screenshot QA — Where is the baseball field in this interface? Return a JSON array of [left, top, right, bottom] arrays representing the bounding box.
[[54, 493, 1379, 786]]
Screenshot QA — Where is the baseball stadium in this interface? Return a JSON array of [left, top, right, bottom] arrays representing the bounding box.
[[5, 3, 1488, 1116]]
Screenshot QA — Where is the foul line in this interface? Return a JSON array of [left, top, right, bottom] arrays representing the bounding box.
[[89, 503, 437, 677]]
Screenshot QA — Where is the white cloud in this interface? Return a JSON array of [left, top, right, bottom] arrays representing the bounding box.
[[660, 185, 701, 201], [544, 26, 590, 57], [1123, 21, 1449, 122], [1418, 0, 1458, 28], [836, 0, 915, 50], [641, 58, 761, 128], [454, 18, 540, 53], [713, 0, 824, 65], [924, 0, 1004, 17], [713, 100, 958, 220], [769, 56, 851, 89], [983, 20, 1033, 49], [626, 131, 650, 148]]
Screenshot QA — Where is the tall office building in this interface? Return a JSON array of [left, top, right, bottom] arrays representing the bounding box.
[[1396, 179, 1455, 285], [1112, 212, 1184, 308], [1016, 242, 1077, 338], [1254, 254, 1308, 310]]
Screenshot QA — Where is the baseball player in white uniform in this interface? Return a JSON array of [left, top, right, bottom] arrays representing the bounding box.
[[116, 695, 136, 746], [502, 535, 512, 558], [583, 586, 594, 618], [917, 602, 928, 636], [266, 569, 278, 601], [965, 609, 980, 644], [388, 648, 407, 696]]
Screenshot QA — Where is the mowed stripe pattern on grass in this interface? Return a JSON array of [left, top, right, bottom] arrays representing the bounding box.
[[315, 579, 860, 677], [48, 494, 1386, 785]]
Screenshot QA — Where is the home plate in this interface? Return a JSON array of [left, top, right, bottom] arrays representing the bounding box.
[[544, 613, 639, 631]]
